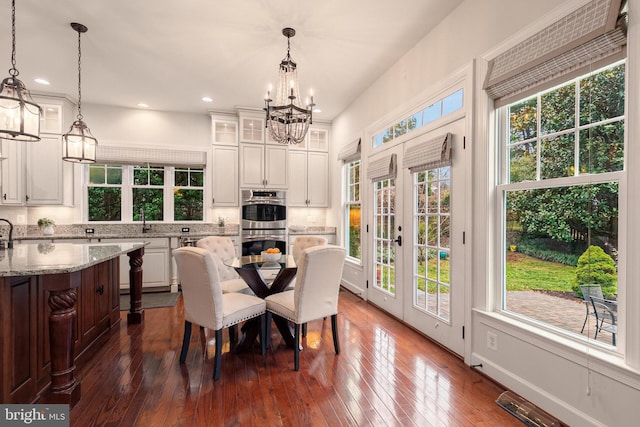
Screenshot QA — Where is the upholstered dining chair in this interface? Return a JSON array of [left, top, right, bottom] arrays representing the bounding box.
[[292, 235, 329, 264], [264, 244, 346, 371], [286, 235, 328, 288], [197, 236, 251, 295], [173, 246, 266, 380]]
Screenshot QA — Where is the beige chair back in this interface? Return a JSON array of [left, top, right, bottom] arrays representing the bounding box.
[[197, 236, 239, 281], [293, 245, 346, 324], [174, 247, 224, 329], [292, 235, 328, 264]]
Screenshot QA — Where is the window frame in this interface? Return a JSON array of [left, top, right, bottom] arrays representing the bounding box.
[[84, 164, 205, 223], [494, 61, 626, 349], [344, 159, 362, 262]]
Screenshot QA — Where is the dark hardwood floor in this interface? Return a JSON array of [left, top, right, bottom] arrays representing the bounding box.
[[69, 289, 521, 426]]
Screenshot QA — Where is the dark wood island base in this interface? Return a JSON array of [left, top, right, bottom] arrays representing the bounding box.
[[0, 243, 145, 407]]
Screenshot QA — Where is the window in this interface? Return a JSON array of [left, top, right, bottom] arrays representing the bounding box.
[[86, 164, 204, 222], [174, 167, 204, 221], [344, 160, 361, 260], [132, 165, 165, 221], [372, 88, 463, 148], [87, 164, 122, 221], [498, 61, 624, 347]]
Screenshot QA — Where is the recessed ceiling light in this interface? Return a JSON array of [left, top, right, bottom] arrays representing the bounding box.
[[137, 103, 149, 108], [202, 97, 213, 103], [313, 108, 321, 113], [34, 78, 50, 85]]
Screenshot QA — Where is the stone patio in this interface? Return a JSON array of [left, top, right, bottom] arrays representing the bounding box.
[[507, 290, 615, 346]]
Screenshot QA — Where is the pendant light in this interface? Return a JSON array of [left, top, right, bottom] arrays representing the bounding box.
[[0, 0, 42, 142], [263, 28, 315, 145], [62, 22, 97, 163]]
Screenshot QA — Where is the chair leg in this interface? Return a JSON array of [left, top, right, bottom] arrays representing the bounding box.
[[179, 321, 192, 363], [265, 312, 272, 349], [580, 303, 589, 333], [331, 314, 340, 354], [302, 322, 307, 337], [260, 315, 266, 355], [213, 328, 223, 380], [294, 323, 301, 371], [229, 324, 237, 343]]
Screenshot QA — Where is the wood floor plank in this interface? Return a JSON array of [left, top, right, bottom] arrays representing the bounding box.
[[66, 290, 527, 426]]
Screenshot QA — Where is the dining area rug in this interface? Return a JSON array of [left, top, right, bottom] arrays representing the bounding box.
[[120, 291, 181, 310]]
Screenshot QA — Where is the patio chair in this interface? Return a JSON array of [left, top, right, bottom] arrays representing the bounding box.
[[590, 296, 617, 346], [579, 284, 603, 334]]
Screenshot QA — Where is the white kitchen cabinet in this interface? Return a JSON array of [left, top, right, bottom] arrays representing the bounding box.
[[288, 150, 329, 207], [240, 143, 287, 189], [211, 118, 238, 146], [0, 136, 69, 205], [239, 116, 264, 144], [211, 145, 238, 206]]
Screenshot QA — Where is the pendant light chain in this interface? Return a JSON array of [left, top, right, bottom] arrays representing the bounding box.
[[9, 0, 18, 77], [76, 28, 83, 120]]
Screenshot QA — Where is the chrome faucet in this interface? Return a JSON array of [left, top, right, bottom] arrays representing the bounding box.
[[0, 218, 14, 249], [141, 209, 151, 233]]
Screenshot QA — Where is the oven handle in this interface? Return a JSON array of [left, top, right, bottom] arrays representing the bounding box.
[[242, 235, 286, 242], [243, 198, 286, 205]]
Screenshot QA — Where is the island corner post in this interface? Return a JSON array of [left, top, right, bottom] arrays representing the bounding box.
[[127, 246, 145, 324]]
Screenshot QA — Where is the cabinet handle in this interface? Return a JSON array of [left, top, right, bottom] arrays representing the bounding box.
[[96, 285, 105, 295], [25, 194, 29, 202], [212, 197, 215, 204]]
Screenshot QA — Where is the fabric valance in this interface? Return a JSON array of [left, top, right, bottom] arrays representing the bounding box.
[[403, 133, 452, 172], [96, 145, 207, 167], [367, 153, 397, 181]]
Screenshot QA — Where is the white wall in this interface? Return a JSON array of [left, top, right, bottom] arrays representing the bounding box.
[[328, 0, 639, 425]]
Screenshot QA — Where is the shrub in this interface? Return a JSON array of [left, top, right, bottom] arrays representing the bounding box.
[[516, 235, 581, 266], [572, 245, 617, 298]]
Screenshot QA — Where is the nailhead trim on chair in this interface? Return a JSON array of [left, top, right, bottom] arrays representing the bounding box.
[[221, 312, 264, 329]]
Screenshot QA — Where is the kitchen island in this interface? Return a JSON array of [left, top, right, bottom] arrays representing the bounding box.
[[0, 241, 146, 406]]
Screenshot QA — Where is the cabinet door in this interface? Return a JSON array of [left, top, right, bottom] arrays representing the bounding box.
[[308, 127, 329, 152], [240, 117, 264, 143], [240, 143, 266, 187], [288, 150, 308, 206], [307, 151, 329, 207], [212, 119, 238, 145], [26, 136, 63, 205], [264, 145, 287, 188], [0, 140, 23, 205], [212, 145, 238, 206], [94, 260, 111, 330]]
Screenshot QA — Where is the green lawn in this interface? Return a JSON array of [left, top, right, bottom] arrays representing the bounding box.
[[506, 252, 576, 292]]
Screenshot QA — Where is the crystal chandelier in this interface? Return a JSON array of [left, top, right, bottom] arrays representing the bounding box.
[[0, 0, 42, 142], [264, 28, 315, 145], [62, 23, 97, 163]]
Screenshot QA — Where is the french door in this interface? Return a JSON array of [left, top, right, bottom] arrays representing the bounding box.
[[367, 119, 467, 356], [367, 145, 404, 318]]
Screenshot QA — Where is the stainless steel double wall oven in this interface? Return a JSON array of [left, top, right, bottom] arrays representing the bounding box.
[[241, 190, 287, 255]]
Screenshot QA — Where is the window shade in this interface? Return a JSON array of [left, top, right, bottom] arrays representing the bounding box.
[[403, 133, 452, 173], [338, 138, 361, 162], [484, 0, 626, 107], [96, 145, 207, 167], [367, 153, 397, 181]]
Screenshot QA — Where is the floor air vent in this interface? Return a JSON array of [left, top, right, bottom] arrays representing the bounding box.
[[496, 391, 562, 426]]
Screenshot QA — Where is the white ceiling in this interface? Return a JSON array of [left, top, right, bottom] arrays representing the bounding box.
[[1, 0, 463, 120]]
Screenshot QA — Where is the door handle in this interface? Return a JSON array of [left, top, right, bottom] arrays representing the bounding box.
[[394, 235, 402, 246]]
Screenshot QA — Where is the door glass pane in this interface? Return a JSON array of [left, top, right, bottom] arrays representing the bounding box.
[[374, 178, 396, 295], [413, 167, 451, 320]]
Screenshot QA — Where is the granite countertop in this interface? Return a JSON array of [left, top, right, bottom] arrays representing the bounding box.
[[0, 241, 148, 277], [288, 226, 337, 235]]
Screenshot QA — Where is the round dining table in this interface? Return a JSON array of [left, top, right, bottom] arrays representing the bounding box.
[[223, 254, 297, 352]]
